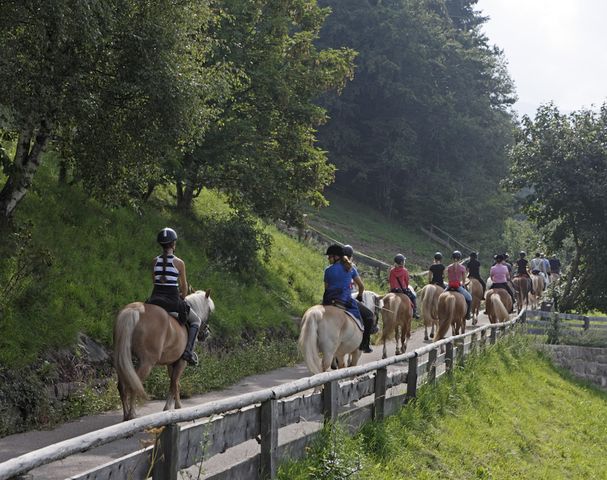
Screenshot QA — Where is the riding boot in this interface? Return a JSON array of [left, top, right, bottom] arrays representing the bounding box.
[[466, 300, 471, 320], [182, 324, 200, 366], [359, 331, 373, 353]]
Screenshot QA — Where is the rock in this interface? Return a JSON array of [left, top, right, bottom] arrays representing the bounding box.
[[77, 333, 110, 364]]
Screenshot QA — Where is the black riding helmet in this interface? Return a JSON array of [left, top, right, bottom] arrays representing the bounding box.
[[519, 251, 526, 257], [343, 244, 354, 257], [469, 251, 478, 258], [325, 244, 344, 257], [157, 227, 178, 245], [452, 250, 462, 260], [434, 252, 443, 261], [495, 254, 505, 262], [394, 253, 406, 265]]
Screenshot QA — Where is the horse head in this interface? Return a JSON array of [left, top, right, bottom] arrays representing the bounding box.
[[186, 289, 215, 339]]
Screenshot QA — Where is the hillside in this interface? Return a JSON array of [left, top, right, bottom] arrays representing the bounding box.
[[279, 336, 607, 479]]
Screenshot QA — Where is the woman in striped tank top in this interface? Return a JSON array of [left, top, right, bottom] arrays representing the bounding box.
[[148, 227, 202, 365]]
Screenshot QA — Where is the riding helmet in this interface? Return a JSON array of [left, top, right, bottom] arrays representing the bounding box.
[[495, 254, 505, 262], [434, 252, 443, 260], [343, 244, 354, 257], [452, 250, 462, 260], [325, 244, 344, 257], [394, 253, 406, 265], [519, 251, 526, 257], [157, 227, 178, 245], [469, 251, 478, 258]]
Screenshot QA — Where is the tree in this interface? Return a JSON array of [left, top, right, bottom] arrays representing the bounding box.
[[316, 0, 515, 238], [173, 0, 356, 223], [506, 103, 607, 311], [0, 1, 222, 221]]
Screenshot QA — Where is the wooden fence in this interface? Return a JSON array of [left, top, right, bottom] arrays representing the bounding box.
[[420, 224, 478, 256], [525, 310, 607, 336], [0, 312, 524, 480]]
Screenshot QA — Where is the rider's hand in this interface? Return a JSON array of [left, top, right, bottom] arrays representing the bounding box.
[[356, 294, 363, 302]]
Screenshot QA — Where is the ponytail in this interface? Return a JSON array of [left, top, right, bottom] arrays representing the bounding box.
[[341, 256, 353, 272]]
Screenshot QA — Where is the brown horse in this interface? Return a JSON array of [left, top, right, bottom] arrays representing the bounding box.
[[466, 278, 483, 326], [379, 293, 413, 358], [530, 273, 544, 309], [419, 284, 442, 341], [113, 290, 214, 421], [513, 276, 530, 312], [434, 290, 467, 342], [298, 305, 362, 374], [485, 288, 511, 324]]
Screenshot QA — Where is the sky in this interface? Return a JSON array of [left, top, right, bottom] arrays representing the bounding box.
[[476, 0, 607, 118]]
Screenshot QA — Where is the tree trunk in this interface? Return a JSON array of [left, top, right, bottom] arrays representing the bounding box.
[[175, 180, 194, 212], [560, 232, 581, 311], [0, 122, 51, 221]]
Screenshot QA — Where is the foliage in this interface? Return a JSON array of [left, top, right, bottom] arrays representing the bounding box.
[[174, 0, 356, 223], [279, 335, 607, 479], [506, 103, 607, 311], [316, 0, 516, 239]]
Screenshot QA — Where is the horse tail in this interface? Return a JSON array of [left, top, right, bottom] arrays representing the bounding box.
[[114, 307, 147, 400], [298, 308, 322, 374], [420, 287, 434, 328], [491, 295, 509, 323], [435, 294, 455, 341]]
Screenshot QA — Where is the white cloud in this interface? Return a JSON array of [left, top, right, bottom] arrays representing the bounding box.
[[477, 0, 607, 117]]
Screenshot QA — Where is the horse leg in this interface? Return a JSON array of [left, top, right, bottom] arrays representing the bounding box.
[[350, 349, 362, 367], [382, 333, 388, 359], [117, 380, 130, 422], [168, 361, 187, 410], [129, 362, 154, 419], [424, 323, 429, 341]]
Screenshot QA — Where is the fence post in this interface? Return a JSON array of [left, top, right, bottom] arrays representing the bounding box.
[[480, 329, 487, 349], [470, 331, 477, 354], [490, 327, 497, 345], [427, 348, 438, 384], [445, 341, 454, 373], [456, 339, 465, 366], [260, 398, 278, 479], [374, 367, 388, 420], [152, 423, 180, 480], [406, 354, 419, 402], [584, 316, 590, 331], [323, 380, 339, 422]]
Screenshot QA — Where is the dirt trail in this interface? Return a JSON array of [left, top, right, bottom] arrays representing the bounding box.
[[0, 313, 496, 479]]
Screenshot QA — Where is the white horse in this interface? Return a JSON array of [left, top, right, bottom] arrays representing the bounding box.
[[298, 305, 363, 374]]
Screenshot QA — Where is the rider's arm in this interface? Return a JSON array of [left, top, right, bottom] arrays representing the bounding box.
[[174, 258, 188, 299], [151, 259, 156, 284], [353, 275, 365, 298]]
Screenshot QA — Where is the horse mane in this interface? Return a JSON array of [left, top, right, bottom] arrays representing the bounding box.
[[186, 290, 215, 321]]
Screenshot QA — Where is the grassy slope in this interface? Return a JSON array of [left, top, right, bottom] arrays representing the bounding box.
[[279, 336, 607, 479], [306, 189, 438, 271]]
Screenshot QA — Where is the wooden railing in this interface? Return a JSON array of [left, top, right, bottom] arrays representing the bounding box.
[[420, 224, 478, 256], [0, 312, 525, 480], [525, 310, 607, 336]]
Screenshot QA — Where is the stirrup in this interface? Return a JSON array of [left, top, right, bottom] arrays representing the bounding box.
[[182, 350, 199, 366]]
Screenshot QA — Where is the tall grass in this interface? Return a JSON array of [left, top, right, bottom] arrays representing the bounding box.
[[279, 336, 607, 479]]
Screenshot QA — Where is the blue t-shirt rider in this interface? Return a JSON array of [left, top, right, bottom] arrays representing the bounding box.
[[322, 244, 361, 321]]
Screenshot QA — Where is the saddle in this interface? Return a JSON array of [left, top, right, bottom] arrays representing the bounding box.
[[325, 302, 364, 331]]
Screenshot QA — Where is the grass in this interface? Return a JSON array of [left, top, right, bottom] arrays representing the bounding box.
[[306, 190, 438, 271], [278, 335, 607, 479]]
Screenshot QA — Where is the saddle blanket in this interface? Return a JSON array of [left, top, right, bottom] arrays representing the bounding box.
[[343, 310, 364, 332]]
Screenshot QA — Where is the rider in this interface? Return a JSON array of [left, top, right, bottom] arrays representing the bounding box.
[[343, 244, 379, 343], [490, 254, 516, 308], [515, 251, 534, 294], [428, 252, 446, 288], [530, 252, 547, 289], [147, 228, 202, 366], [465, 251, 485, 295], [389, 254, 419, 318], [323, 244, 373, 354], [446, 251, 472, 319]]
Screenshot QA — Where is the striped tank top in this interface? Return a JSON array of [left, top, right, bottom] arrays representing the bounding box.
[[154, 254, 179, 287]]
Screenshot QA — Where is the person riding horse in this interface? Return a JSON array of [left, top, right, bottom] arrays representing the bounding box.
[[465, 251, 486, 295], [514, 251, 534, 294], [489, 254, 516, 309], [445, 250, 472, 320], [389, 253, 419, 318], [428, 252, 446, 288], [146, 228, 202, 365], [322, 244, 373, 353]]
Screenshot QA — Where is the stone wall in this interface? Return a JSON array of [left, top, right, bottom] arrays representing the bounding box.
[[542, 345, 607, 389]]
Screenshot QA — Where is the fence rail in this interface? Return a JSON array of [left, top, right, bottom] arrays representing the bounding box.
[[0, 312, 524, 480], [525, 310, 607, 335]]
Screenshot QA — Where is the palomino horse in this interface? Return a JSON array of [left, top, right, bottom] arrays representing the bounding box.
[[466, 278, 483, 326], [434, 290, 467, 342], [113, 290, 214, 421], [485, 288, 512, 324], [419, 284, 442, 341], [512, 276, 530, 312], [298, 305, 362, 374], [379, 292, 413, 358], [530, 273, 544, 309]]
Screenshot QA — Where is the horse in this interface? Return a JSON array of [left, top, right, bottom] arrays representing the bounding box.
[[378, 292, 413, 358], [512, 275, 530, 312], [419, 284, 442, 341], [298, 305, 362, 374], [466, 278, 483, 326], [434, 290, 467, 342], [485, 288, 511, 324], [530, 273, 544, 309], [113, 290, 215, 421]]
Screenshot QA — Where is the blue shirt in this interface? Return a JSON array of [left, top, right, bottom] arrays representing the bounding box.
[[324, 262, 358, 303]]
